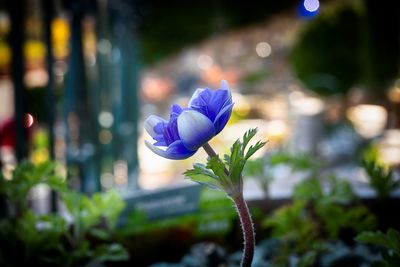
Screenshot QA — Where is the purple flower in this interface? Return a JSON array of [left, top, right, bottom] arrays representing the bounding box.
[[145, 80, 234, 160]]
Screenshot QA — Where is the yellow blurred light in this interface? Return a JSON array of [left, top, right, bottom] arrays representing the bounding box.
[[265, 120, 288, 143], [31, 149, 49, 164], [232, 93, 251, 117], [290, 92, 324, 115], [52, 18, 70, 58], [24, 40, 46, 62], [388, 86, 400, 103], [378, 129, 400, 166], [0, 42, 11, 66], [347, 104, 387, 139], [52, 18, 69, 43]]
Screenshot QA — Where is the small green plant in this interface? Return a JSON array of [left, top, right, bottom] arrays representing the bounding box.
[[0, 161, 128, 267], [355, 228, 400, 266], [362, 147, 399, 200], [268, 151, 320, 173], [262, 152, 377, 267], [244, 158, 273, 194], [0, 161, 66, 216], [244, 151, 320, 197]]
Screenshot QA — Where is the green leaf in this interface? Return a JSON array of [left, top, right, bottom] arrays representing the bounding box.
[[92, 243, 129, 263], [227, 128, 266, 185], [298, 251, 318, 267], [206, 157, 233, 191], [242, 128, 258, 150], [245, 140, 267, 161], [92, 190, 126, 230], [355, 229, 400, 254], [362, 156, 398, 200], [269, 151, 319, 171], [185, 128, 266, 195], [184, 164, 223, 191]]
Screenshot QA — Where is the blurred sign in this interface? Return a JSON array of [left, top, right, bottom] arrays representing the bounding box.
[[123, 184, 201, 221]]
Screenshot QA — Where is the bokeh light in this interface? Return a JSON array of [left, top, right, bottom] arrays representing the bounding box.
[[255, 42, 272, 58]]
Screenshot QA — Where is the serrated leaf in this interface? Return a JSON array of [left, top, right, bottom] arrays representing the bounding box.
[[229, 128, 266, 183], [184, 165, 223, 191], [242, 128, 258, 150], [185, 173, 223, 191], [245, 140, 267, 161]]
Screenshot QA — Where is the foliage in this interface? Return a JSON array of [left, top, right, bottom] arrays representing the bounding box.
[[185, 128, 266, 196], [355, 228, 400, 266], [0, 161, 66, 215], [139, 0, 296, 64], [262, 155, 377, 266], [268, 151, 320, 173], [0, 161, 128, 267], [244, 151, 320, 196], [362, 147, 399, 200], [243, 158, 273, 194]]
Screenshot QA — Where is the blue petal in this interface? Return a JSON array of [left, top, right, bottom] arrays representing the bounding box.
[[144, 115, 167, 138], [213, 103, 234, 134], [220, 80, 229, 91], [163, 117, 180, 145], [145, 140, 196, 160], [188, 88, 206, 107], [170, 104, 183, 120], [189, 83, 232, 122], [177, 110, 215, 151]]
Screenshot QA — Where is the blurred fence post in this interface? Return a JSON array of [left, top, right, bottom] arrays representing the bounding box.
[[109, 0, 140, 191], [65, 1, 101, 194], [9, 0, 28, 162], [42, 0, 58, 212]]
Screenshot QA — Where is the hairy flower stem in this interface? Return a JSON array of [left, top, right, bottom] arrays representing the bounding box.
[[202, 143, 255, 267], [232, 193, 255, 267]]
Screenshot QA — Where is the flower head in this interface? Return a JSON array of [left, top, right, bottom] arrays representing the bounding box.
[[145, 80, 233, 160]]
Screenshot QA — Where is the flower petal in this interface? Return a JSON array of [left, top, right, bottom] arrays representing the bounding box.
[[213, 102, 234, 134], [188, 88, 206, 107], [177, 110, 215, 151], [220, 80, 230, 91], [170, 104, 183, 120], [145, 140, 196, 160], [189, 84, 232, 122], [144, 115, 166, 138]]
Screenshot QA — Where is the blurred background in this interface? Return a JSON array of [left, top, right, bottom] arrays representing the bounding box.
[[1, 0, 398, 194], [0, 0, 400, 266]]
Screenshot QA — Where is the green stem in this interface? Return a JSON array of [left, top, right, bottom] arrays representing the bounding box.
[[202, 143, 255, 267]]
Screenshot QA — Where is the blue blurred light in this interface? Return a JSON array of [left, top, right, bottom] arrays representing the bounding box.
[[297, 0, 320, 19]]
